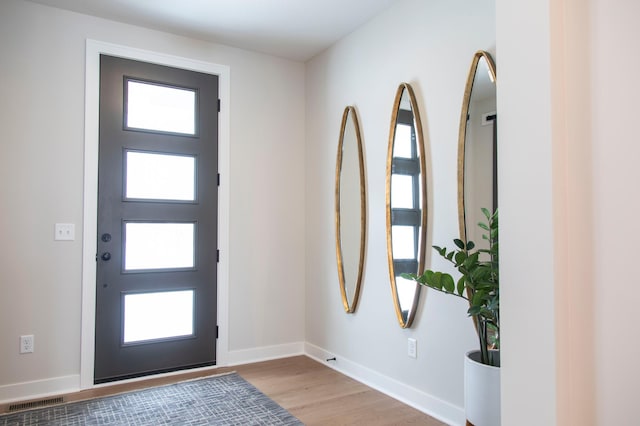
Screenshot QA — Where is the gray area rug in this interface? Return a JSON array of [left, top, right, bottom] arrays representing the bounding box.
[[0, 372, 303, 425]]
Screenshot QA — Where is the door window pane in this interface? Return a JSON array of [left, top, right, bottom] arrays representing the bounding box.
[[125, 151, 196, 201], [126, 80, 196, 135], [124, 222, 195, 271], [123, 290, 194, 343]]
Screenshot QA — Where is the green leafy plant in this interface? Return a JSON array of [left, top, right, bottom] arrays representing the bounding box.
[[402, 208, 499, 366]]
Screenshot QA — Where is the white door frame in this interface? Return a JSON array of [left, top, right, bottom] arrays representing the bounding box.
[[81, 39, 230, 389]]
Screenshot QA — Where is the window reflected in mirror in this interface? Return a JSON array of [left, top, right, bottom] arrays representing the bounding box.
[[393, 124, 413, 158], [391, 175, 415, 208], [386, 83, 427, 328], [391, 226, 416, 259]]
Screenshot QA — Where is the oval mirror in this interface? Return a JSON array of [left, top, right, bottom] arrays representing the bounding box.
[[335, 106, 366, 313], [458, 51, 497, 245], [386, 83, 427, 328]]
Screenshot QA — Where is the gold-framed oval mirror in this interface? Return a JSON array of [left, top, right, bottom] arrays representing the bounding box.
[[335, 106, 366, 313], [458, 51, 497, 245], [386, 83, 427, 328]]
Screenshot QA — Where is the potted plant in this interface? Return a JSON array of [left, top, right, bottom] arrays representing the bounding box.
[[402, 208, 499, 426]]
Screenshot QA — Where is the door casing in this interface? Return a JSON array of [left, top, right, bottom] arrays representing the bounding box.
[[82, 40, 231, 389]]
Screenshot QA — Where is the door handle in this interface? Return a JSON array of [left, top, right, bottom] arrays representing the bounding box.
[[101, 252, 112, 261]]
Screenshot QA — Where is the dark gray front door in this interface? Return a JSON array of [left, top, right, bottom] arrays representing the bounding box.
[[95, 55, 218, 383]]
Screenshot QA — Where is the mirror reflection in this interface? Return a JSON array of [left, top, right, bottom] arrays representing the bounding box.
[[458, 51, 497, 247], [335, 106, 366, 313], [386, 83, 427, 328]]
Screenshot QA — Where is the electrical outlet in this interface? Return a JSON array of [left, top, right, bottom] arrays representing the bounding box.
[[20, 335, 34, 354], [407, 338, 417, 358]]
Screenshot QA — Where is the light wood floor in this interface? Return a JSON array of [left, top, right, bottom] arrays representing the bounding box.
[[232, 356, 445, 425], [1, 356, 446, 425]]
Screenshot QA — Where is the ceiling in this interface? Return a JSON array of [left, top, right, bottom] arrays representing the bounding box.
[[25, 0, 400, 61]]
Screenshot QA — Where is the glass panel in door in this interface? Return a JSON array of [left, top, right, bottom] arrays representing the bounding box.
[[125, 80, 197, 135], [123, 290, 195, 344], [125, 151, 196, 201], [123, 222, 196, 271]]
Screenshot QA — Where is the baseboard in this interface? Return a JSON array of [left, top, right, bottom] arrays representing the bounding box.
[[0, 342, 304, 404], [304, 342, 465, 426], [0, 375, 79, 404], [225, 341, 305, 366]]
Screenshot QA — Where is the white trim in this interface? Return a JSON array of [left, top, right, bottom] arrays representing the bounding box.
[[226, 342, 305, 366], [81, 39, 231, 390], [0, 375, 79, 404], [304, 343, 464, 426]]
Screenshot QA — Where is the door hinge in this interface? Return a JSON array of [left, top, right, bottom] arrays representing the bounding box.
[[216, 249, 220, 263], [217, 173, 220, 186], [216, 325, 219, 339], [217, 99, 221, 112]]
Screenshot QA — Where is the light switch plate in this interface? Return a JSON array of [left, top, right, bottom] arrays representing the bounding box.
[[55, 223, 75, 241]]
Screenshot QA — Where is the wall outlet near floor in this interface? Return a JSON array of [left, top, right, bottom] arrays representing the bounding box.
[[407, 338, 417, 358], [20, 335, 34, 354]]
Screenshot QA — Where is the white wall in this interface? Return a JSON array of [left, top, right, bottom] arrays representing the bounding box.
[[0, 0, 305, 400], [496, 0, 557, 424], [305, 0, 495, 423], [590, 0, 640, 424]]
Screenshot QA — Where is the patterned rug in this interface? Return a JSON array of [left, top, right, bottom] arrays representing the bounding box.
[[0, 372, 303, 425]]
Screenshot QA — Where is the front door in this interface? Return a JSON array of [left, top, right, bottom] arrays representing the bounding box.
[[95, 55, 218, 383]]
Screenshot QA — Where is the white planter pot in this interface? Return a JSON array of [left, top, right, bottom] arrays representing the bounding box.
[[464, 350, 501, 426]]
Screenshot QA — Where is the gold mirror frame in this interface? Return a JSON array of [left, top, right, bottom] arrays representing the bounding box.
[[457, 51, 497, 243], [335, 106, 366, 313], [385, 83, 427, 328]]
